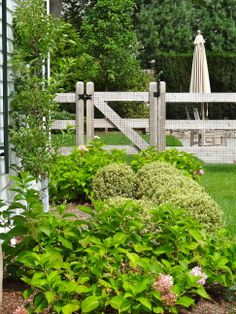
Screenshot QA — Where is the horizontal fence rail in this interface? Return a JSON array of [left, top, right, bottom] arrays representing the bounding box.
[[166, 93, 236, 103], [93, 92, 149, 102], [52, 119, 236, 131], [54, 92, 236, 104], [54, 93, 76, 103]]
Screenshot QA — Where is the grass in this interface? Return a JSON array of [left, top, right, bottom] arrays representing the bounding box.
[[52, 131, 183, 147], [200, 164, 236, 237]]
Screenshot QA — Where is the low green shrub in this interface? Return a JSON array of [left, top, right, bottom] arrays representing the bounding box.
[[49, 139, 126, 203], [1, 176, 236, 313], [2, 185, 235, 313], [103, 197, 154, 217], [136, 161, 222, 230], [131, 147, 203, 180], [92, 163, 136, 200]]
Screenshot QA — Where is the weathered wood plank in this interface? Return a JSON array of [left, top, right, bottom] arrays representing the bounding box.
[[76, 82, 84, 145], [94, 118, 149, 129], [166, 93, 236, 103], [86, 82, 95, 142], [149, 82, 158, 147], [59, 145, 138, 155], [94, 99, 149, 150], [166, 120, 236, 130], [52, 119, 236, 131], [94, 92, 149, 102], [54, 92, 236, 104], [157, 82, 166, 151], [168, 146, 236, 164], [54, 93, 76, 103]]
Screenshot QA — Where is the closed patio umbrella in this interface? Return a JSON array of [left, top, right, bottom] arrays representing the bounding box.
[[190, 30, 211, 120]]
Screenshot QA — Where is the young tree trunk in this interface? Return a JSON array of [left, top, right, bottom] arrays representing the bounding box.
[[41, 177, 49, 212]]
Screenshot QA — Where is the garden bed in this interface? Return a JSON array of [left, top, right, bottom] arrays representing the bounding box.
[[3, 279, 236, 314]]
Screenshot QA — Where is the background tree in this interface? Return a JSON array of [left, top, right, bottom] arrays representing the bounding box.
[[137, 0, 236, 66], [193, 0, 236, 52], [62, 0, 96, 31], [79, 0, 145, 91], [137, 0, 194, 66]]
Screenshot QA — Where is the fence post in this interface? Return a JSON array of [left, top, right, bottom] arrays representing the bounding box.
[[157, 81, 166, 151], [76, 81, 84, 146], [149, 82, 158, 147], [86, 82, 95, 143]]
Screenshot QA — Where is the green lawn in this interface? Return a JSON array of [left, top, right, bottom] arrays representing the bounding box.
[[200, 164, 236, 237], [52, 132, 182, 147]]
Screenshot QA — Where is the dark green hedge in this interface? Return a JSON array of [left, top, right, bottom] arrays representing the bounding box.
[[155, 53, 236, 119]]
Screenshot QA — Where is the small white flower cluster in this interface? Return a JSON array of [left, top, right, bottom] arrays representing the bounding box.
[[78, 145, 89, 152], [191, 266, 208, 285]]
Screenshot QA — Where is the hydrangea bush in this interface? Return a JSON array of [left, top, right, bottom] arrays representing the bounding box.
[[131, 147, 203, 180], [1, 177, 236, 313], [49, 139, 126, 203]]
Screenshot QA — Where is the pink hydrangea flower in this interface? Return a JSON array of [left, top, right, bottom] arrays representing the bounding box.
[[13, 305, 28, 314], [161, 291, 177, 306], [153, 274, 174, 293], [194, 169, 205, 176], [191, 266, 208, 285]]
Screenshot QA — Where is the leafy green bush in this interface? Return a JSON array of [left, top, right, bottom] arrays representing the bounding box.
[[92, 163, 136, 200], [136, 161, 222, 230], [2, 186, 235, 313], [131, 147, 203, 180], [102, 196, 154, 216], [51, 110, 75, 120], [49, 139, 126, 203]]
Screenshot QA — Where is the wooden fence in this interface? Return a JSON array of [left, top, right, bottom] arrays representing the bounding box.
[[53, 81, 236, 163]]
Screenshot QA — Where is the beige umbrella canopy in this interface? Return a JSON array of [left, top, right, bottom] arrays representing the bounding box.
[[190, 30, 211, 119]]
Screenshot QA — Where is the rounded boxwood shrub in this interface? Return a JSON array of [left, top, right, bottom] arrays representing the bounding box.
[[92, 163, 136, 200], [136, 161, 222, 230]]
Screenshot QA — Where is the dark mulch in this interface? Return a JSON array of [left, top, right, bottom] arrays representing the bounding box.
[[2, 279, 26, 314], [2, 278, 236, 314]]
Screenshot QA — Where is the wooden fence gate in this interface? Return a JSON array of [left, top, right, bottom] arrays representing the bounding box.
[[54, 81, 236, 163], [54, 81, 166, 154]]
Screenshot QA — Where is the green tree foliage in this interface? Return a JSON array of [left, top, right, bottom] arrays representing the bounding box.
[[62, 0, 96, 30], [80, 0, 145, 90], [193, 0, 236, 52], [11, 0, 74, 178], [137, 0, 194, 65], [137, 0, 236, 66]]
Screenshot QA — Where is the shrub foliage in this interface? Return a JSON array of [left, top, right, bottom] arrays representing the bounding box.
[[49, 140, 126, 203], [0, 179, 235, 313], [135, 161, 222, 230], [92, 163, 136, 200]]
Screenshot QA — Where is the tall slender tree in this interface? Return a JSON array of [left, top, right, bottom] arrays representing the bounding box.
[[80, 0, 144, 91]]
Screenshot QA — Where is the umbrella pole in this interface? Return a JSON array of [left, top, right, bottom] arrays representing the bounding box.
[[200, 103, 205, 146], [201, 103, 205, 120]]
